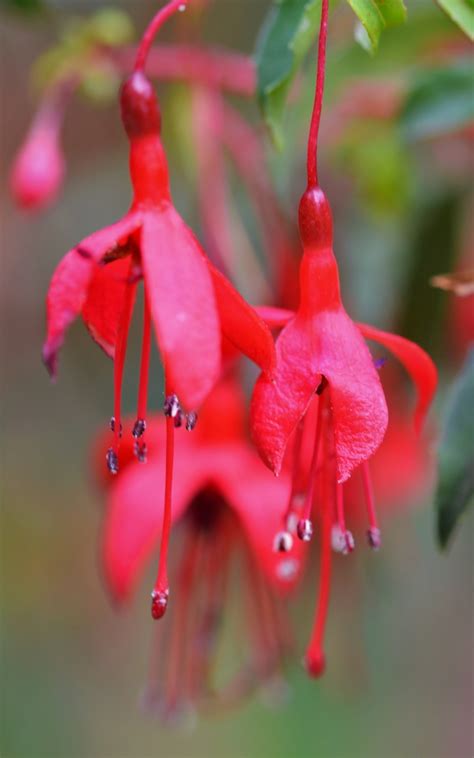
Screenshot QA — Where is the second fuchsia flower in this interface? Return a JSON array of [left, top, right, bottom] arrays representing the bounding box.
[[250, 0, 438, 677]]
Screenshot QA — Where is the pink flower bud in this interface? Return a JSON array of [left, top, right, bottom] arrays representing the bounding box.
[[10, 123, 65, 211]]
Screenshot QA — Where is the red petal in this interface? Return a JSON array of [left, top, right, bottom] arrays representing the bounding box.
[[358, 323, 437, 433], [102, 440, 199, 603], [42, 213, 140, 377], [141, 207, 221, 408], [251, 316, 320, 476], [208, 263, 276, 373], [212, 447, 306, 593], [82, 257, 134, 358]]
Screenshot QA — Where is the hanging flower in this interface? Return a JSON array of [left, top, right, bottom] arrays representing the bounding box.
[[42, 1, 277, 622], [250, 0, 437, 677], [95, 378, 304, 720]]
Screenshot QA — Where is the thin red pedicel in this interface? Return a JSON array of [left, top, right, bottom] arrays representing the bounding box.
[[306, 0, 328, 188], [134, 0, 188, 74]]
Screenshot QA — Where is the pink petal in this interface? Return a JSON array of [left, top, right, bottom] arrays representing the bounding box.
[[212, 446, 306, 593], [82, 257, 134, 359], [102, 442, 200, 603]]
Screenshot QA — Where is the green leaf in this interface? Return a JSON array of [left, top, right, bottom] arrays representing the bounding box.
[[436, 0, 474, 39], [0, 0, 44, 12], [436, 351, 474, 548], [347, 0, 407, 52], [400, 61, 474, 141], [255, 0, 322, 147]]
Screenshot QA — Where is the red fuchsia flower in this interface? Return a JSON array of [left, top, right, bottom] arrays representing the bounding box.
[[43, 0, 275, 622], [10, 86, 66, 211], [96, 378, 304, 720], [250, 0, 437, 678]]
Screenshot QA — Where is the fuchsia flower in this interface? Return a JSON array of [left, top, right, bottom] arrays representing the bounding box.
[[250, 0, 437, 677], [97, 378, 304, 718], [43, 0, 275, 622]]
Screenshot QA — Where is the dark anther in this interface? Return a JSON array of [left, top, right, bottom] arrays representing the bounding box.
[[297, 518, 313, 542], [273, 531, 293, 553], [185, 411, 198, 431], [110, 416, 123, 437], [367, 527, 381, 550], [174, 410, 183, 428], [151, 589, 169, 620], [134, 441, 147, 464], [132, 418, 147, 439], [163, 394, 181, 418], [316, 376, 328, 395], [106, 448, 119, 475], [374, 357, 387, 371]]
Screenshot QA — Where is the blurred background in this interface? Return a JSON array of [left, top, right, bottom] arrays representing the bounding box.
[[1, 0, 472, 756]]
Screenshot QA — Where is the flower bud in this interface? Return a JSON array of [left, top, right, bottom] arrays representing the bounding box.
[[10, 125, 65, 211]]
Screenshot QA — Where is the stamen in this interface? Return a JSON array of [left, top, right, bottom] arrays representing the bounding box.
[[133, 440, 147, 464], [332, 483, 355, 555], [361, 461, 382, 550], [297, 394, 324, 541], [283, 419, 305, 531], [133, 293, 151, 455], [163, 393, 181, 418], [109, 416, 123, 437], [151, 396, 176, 620], [185, 411, 198, 431], [174, 410, 184, 428], [110, 260, 136, 472], [297, 519, 313, 542], [273, 531, 293, 553], [304, 468, 333, 678], [106, 447, 119, 475], [132, 418, 146, 438]]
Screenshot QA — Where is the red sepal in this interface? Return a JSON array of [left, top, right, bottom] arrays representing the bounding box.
[[42, 213, 141, 377], [358, 323, 437, 433], [209, 263, 276, 374], [140, 207, 221, 408]]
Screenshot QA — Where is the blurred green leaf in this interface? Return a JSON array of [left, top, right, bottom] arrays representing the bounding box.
[[400, 61, 474, 141], [436, 350, 474, 548], [338, 125, 410, 217], [347, 0, 407, 52], [398, 190, 461, 358], [436, 0, 474, 39], [0, 0, 44, 11], [255, 0, 322, 148]]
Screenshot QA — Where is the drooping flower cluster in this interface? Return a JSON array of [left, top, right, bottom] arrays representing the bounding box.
[[31, 0, 438, 718]]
